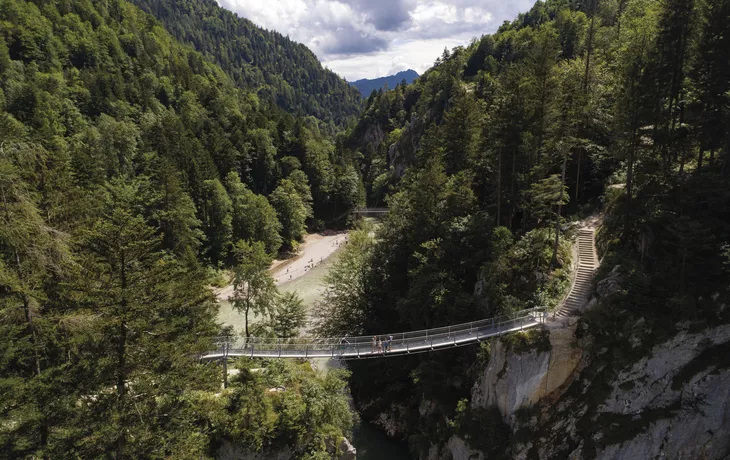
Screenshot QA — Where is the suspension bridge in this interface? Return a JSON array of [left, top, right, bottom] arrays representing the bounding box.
[[201, 307, 547, 360], [202, 218, 599, 361]]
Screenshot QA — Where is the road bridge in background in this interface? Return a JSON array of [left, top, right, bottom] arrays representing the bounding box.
[[352, 207, 389, 217]]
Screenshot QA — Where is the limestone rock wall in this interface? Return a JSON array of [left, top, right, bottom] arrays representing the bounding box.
[[506, 323, 730, 459], [453, 320, 730, 460], [470, 320, 582, 425], [583, 324, 730, 460]]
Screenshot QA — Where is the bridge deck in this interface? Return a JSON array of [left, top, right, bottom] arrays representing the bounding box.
[[202, 308, 545, 360]]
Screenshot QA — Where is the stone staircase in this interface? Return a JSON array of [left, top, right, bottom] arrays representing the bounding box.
[[556, 227, 598, 317]]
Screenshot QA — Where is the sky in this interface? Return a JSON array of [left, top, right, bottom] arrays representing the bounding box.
[[216, 0, 538, 81]]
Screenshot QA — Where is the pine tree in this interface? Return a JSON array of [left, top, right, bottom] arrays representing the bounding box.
[[199, 178, 233, 265], [74, 179, 218, 458], [0, 142, 71, 457]]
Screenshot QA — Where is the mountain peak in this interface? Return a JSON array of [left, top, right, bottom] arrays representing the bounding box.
[[350, 69, 419, 96]]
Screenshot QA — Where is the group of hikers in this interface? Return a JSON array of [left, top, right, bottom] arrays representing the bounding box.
[[275, 257, 327, 283], [371, 334, 394, 353], [332, 236, 348, 248]]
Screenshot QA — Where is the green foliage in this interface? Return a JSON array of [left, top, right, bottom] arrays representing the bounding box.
[[270, 179, 310, 248], [230, 240, 277, 338], [226, 171, 282, 256], [341, 0, 730, 456], [313, 230, 374, 338], [207, 360, 355, 458], [0, 0, 361, 269], [272, 292, 307, 339], [501, 328, 552, 355], [71, 179, 220, 457], [129, 0, 362, 128], [200, 178, 233, 264], [524, 174, 570, 227]]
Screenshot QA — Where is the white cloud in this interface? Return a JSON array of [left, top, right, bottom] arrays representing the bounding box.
[[324, 37, 467, 80], [217, 0, 537, 81]]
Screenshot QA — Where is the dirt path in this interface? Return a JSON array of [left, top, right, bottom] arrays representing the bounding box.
[[214, 231, 350, 302]]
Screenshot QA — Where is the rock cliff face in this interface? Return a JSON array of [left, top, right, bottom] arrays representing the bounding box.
[[366, 316, 730, 460], [470, 320, 582, 424], [446, 320, 730, 460], [580, 324, 730, 460]]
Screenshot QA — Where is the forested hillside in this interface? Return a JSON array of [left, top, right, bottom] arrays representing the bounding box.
[[129, 0, 363, 129], [321, 0, 730, 456], [0, 0, 357, 457], [2, 0, 729, 457]]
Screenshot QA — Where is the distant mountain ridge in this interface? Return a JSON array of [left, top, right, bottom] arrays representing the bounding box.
[[351, 69, 419, 96], [128, 0, 362, 127]]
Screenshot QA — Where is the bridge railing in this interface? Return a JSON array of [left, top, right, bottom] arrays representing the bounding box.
[[209, 307, 546, 357]]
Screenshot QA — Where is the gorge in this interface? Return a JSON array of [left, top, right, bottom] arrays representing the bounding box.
[[1, 0, 729, 459]]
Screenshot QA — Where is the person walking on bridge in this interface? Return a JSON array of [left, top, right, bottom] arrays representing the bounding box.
[[377, 337, 383, 354], [371, 336, 377, 353]]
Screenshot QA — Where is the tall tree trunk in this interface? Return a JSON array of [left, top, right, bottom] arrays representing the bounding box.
[[2, 187, 46, 454], [679, 152, 686, 174], [625, 134, 636, 236], [496, 147, 502, 226], [583, 12, 596, 93], [222, 343, 228, 389], [552, 146, 568, 267], [15, 251, 41, 377], [697, 142, 704, 172], [537, 87, 547, 164], [116, 262, 128, 460], [575, 149, 582, 203], [617, 0, 628, 36], [509, 149, 517, 230]]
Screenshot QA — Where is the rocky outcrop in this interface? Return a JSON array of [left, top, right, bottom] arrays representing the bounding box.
[[446, 435, 483, 460], [453, 313, 730, 460], [336, 437, 357, 460], [374, 403, 411, 438], [595, 265, 623, 298], [362, 124, 385, 147], [470, 321, 582, 425], [585, 324, 730, 460], [512, 324, 730, 460]]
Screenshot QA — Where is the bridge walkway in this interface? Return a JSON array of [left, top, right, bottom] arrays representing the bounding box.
[[203, 308, 546, 360]]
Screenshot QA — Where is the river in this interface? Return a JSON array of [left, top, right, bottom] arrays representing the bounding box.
[[352, 422, 410, 459], [217, 229, 410, 458]]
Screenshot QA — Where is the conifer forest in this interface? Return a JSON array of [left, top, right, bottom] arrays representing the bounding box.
[[1, 0, 729, 458]]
